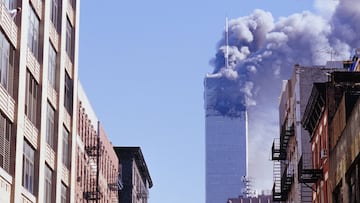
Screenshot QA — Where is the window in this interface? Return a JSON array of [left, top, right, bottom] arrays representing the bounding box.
[[46, 103, 55, 149], [64, 73, 73, 114], [23, 141, 35, 194], [28, 6, 40, 59], [0, 113, 12, 173], [69, 0, 75, 9], [65, 19, 73, 61], [333, 182, 343, 203], [50, 0, 59, 30], [48, 44, 57, 88], [61, 182, 67, 203], [347, 163, 360, 203], [62, 128, 69, 168], [0, 31, 14, 94], [2, 0, 16, 10], [25, 71, 39, 126], [44, 165, 53, 203]]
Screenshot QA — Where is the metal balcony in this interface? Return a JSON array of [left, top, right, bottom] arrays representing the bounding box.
[[271, 139, 286, 160], [85, 145, 99, 157], [280, 121, 294, 152], [83, 191, 103, 201], [298, 154, 323, 183]]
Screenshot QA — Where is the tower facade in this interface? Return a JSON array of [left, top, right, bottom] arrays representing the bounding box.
[[205, 77, 248, 203]]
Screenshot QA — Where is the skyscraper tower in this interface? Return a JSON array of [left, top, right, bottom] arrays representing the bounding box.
[[204, 76, 248, 203]]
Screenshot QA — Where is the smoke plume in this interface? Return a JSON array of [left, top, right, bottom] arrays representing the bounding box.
[[208, 0, 359, 190]]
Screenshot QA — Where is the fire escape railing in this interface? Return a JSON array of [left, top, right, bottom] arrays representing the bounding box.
[[298, 154, 323, 183], [271, 139, 286, 160], [280, 121, 294, 153], [108, 175, 123, 191], [271, 119, 294, 161], [272, 163, 294, 201], [84, 123, 103, 201], [272, 117, 295, 201]]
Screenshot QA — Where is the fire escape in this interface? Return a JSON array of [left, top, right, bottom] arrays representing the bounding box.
[[298, 153, 323, 184], [84, 124, 103, 202], [271, 117, 295, 201], [299, 83, 324, 187]]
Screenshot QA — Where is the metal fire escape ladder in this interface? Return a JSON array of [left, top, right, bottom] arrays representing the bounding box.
[[84, 122, 103, 202], [280, 121, 294, 152], [272, 117, 295, 201], [272, 160, 284, 201]]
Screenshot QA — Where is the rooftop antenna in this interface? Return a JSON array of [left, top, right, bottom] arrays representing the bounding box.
[[316, 48, 339, 61], [225, 17, 229, 69]]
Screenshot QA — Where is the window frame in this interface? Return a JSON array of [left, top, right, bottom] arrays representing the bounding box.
[[27, 6, 40, 60], [64, 72, 73, 114], [62, 127, 70, 168], [46, 103, 55, 149], [50, 0, 59, 30], [44, 165, 53, 203], [0, 113, 12, 173], [61, 182, 67, 203], [48, 44, 57, 89], [65, 19, 73, 61], [22, 141, 35, 194], [25, 71, 39, 127], [0, 31, 14, 95], [2, 0, 16, 10]]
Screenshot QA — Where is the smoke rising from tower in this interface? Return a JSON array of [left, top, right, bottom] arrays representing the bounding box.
[[207, 0, 360, 190]]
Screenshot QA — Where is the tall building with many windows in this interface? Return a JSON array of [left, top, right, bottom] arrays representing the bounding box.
[[204, 77, 248, 203], [0, 0, 80, 202], [0, 0, 81, 202]]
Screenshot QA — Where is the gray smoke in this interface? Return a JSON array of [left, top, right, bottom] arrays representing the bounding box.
[[208, 0, 359, 191]]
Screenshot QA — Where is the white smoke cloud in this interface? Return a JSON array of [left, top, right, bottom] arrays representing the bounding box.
[[209, 0, 359, 191], [314, 0, 339, 18]]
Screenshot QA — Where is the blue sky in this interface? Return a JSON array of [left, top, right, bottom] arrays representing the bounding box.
[[78, 0, 314, 202]]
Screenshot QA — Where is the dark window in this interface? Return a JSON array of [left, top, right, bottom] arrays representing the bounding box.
[[50, 0, 59, 30], [65, 19, 73, 61], [64, 73, 73, 114], [25, 71, 39, 126], [22, 141, 35, 194], [62, 128, 69, 168], [333, 181, 343, 203], [46, 103, 55, 149], [347, 163, 360, 203], [0, 31, 14, 95], [61, 182, 67, 203], [48, 44, 57, 88], [28, 6, 40, 59], [44, 165, 53, 203], [69, 0, 75, 9], [0, 113, 12, 173]]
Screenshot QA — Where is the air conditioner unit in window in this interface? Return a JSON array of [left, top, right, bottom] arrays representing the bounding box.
[[320, 149, 328, 159]]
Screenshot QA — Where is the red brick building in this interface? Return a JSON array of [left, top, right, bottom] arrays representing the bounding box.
[[302, 72, 360, 202], [75, 83, 120, 202], [302, 83, 329, 202]]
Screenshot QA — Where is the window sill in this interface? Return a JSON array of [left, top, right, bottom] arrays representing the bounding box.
[[21, 187, 36, 203]]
